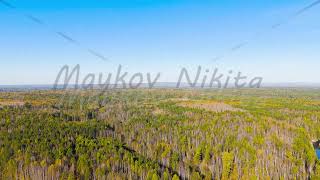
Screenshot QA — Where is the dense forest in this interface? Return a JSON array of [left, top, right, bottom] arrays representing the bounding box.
[[1, 88, 320, 179]]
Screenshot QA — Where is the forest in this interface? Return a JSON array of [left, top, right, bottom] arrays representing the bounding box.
[[1, 88, 320, 179]]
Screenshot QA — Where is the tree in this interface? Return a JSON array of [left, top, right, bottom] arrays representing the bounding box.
[[222, 152, 234, 180], [163, 169, 170, 180], [191, 171, 202, 180], [152, 173, 160, 180], [172, 174, 180, 180], [4, 159, 17, 179]]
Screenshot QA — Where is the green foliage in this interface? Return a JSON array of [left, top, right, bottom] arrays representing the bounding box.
[[163, 170, 170, 180], [193, 147, 203, 164], [191, 171, 202, 180], [222, 152, 234, 180], [172, 174, 180, 180], [311, 161, 320, 180], [151, 173, 160, 180]]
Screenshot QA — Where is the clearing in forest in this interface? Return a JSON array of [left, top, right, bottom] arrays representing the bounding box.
[[178, 100, 244, 112], [0, 100, 25, 107]]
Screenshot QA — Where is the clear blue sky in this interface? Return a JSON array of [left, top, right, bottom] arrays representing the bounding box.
[[0, 0, 319, 85]]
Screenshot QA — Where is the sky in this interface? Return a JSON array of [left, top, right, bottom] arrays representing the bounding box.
[[0, 0, 319, 85]]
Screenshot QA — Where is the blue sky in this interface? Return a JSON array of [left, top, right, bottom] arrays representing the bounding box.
[[0, 0, 319, 85]]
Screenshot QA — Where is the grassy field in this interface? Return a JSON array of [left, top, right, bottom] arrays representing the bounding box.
[[1, 88, 320, 179]]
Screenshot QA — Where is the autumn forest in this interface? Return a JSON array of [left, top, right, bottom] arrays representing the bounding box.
[[1, 88, 320, 180]]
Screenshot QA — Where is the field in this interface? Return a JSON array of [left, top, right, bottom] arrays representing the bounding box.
[[1, 88, 320, 179]]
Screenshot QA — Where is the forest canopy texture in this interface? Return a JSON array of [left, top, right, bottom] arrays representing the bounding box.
[[1, 89, 320, 179]]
